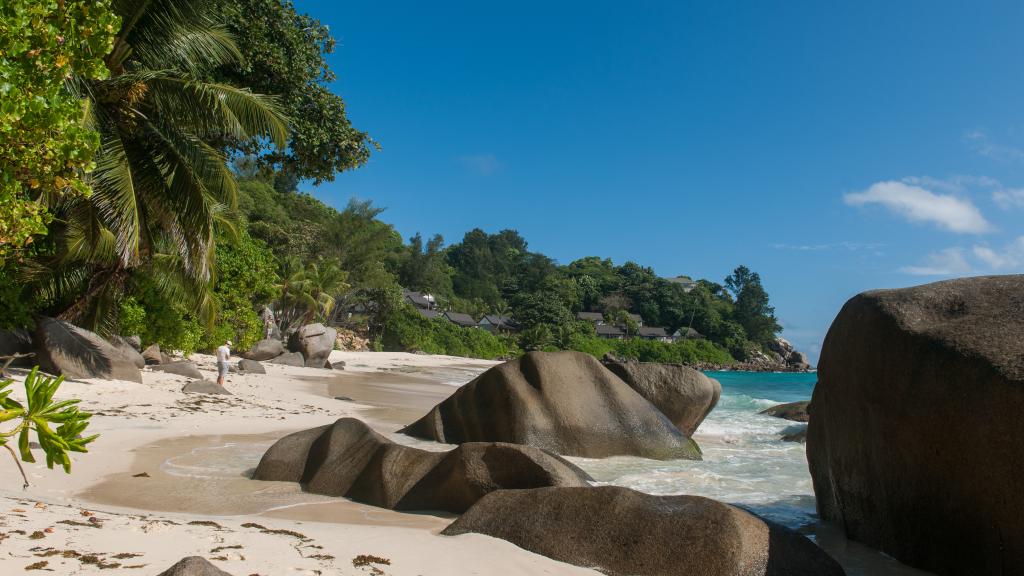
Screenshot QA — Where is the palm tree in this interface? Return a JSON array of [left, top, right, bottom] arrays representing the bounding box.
[[274, 258, 349, 331], [24, 0, 287, 334]]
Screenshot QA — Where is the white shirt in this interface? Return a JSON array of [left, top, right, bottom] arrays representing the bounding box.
[[216, 345, 231, 363]]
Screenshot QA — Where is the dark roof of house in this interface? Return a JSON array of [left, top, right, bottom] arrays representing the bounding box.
[[674, 327, 705, 339], [577, 311, 604, 322], [627, 313, 643, 323], [638, 326, 668, 338], [403, 290, 434, 309], [596, 324, 624, 336], [417, 308, 440, 319], [443, 311, 477, 327], [481, 315, 519, 329]]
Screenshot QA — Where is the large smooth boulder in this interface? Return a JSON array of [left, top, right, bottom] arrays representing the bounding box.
[[243, 338, 284, 361], [269, 351, 304, 367], [151, 361, 203, 379], [602, 358, 721, 435], [142, 343, 164, 365], [32, 318, 142, 383], [401, 351, 701, 460], [807, 275, 1024, 575], [443, 486, 844, 576], [157, 557, 233, 576], [110, 335, 145, 369], [253, 418, 591, 514], [288, 323, 336, 368], [760, 401, 810, 422], [236, 358, 266, 374], [182, 380, 231, 395]]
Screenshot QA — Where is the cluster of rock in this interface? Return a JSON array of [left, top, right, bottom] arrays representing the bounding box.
[[244, 323, 340, 370], [400, 351, 716, 460], [253, 418, 591, 513], [688, 337, 813, 372], [2, 318, 226, 394], [807, 275, 1024, 575], [760, 400, 810, 443], [0, 318, 147, 383], [257, 352, 845, 575]]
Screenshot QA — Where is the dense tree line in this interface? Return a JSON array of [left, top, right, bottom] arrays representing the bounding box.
[[0, 0, 781, 365]]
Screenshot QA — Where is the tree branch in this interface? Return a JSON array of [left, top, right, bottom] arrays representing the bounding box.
[[4, 444, 29, 489]]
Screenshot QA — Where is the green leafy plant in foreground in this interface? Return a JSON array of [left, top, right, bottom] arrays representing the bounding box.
[[0, 367, 97, 488]]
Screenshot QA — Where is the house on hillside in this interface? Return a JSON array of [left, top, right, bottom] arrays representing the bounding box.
[[403, 290, 437, 310], [576, 311, 605, 325], [417, 309, 441, 320], [596, 324, 625, 340], [443, 311, 477, 328], [478, 314, 520, 334], [638, 326, 671, 342], [666, 276, 698, 292], [672, 327, 705, 341], [625, 313, 643, 327]]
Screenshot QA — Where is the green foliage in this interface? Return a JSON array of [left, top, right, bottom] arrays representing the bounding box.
[[381, 306, 509, 359], [204, 229, 278, 350], [22, 0, 287, 333], [213, 0, 374, 182], [0, 0, 119, 260], [117, 294, 204, 355], [0, 266, 33, 330], [0, 367, 98, 483], [725, 265, 781, 347], [566, 334, 734, 365]]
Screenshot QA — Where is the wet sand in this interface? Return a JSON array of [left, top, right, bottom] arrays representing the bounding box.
[[80, 432, 451, 531], [78, 360, 484, 529]]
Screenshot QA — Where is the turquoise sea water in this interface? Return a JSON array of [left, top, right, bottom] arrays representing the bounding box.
[[571, 370, 818, 528]]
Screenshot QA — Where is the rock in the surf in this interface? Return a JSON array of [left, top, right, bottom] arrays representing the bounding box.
[[244, 338, 284, 361], [182, 380, 231, 395], [253, 418, 591, 513], [808, 275, 1024, 575], [760, 400, 810, 422], [157, 556, 233, 576], [443, 486, 845, 576], [32, 317, 143, 382], [401, 351, 701, 460], [602, 357, 721, 434], [152, 360, 203, 379], [780, 428, 806, 443], [288, 323, 336, 368], [269, 351, 304, 367]]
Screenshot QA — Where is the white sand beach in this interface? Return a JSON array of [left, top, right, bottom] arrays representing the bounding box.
[[0, 352, 600, 575]]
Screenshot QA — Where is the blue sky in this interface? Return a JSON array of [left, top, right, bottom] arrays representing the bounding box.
[[296, 0, 1024, 362]]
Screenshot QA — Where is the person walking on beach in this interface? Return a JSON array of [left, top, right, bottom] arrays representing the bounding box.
[[216, 340, 232, 387]]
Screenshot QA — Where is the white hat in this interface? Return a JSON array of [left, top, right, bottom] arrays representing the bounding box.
[[226, 340, 233, 346]]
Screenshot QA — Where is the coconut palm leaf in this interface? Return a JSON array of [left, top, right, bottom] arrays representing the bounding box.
[[28, 0, 287, 334]]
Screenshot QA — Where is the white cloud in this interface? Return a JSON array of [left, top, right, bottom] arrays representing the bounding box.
[[992, 189, 1024, 210], [900, 237, 1024, 276], [900, 248, 973, 276], [457, 153, 503, 175], [844, 181, 993, 234], [771, 241, 884, 252], [966, 129, 1024, 163], [902, 174, 1000, 194], [971, 237, 1024, 270]]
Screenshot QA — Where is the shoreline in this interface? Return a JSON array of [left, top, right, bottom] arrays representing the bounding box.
[[0, 350, 925, 576]]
